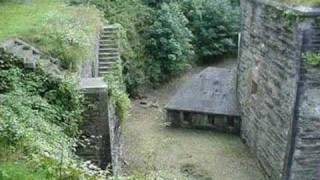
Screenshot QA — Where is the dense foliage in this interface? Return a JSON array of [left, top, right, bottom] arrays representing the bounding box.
[[0, 52, 106, 179], [72, 0, 240, 95], [181, 0, 240, 60], [145, 2, 194, 83]]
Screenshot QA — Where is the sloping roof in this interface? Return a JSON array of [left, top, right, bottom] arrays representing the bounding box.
[[166, 67, 240, 116]]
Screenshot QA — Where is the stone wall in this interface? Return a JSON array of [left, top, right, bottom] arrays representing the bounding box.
[[238, 0, 320, 179], [289, 20, 320, 180], [78, 78, 122, 175], [238, 0, 301, 179], [78, 78, 111, 168]]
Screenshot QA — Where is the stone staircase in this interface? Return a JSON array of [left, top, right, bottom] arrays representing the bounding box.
[[98, 25, 120, 77]]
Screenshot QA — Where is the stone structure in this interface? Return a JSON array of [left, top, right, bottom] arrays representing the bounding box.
[[0, 37, 122, 176], [78, 24, 123, 176], [78, 78, 111, 168], [1, 39, 63, 77], [166, 67, 241, 134], [97, 25, 121, 77], [238, 0, 320, 179]]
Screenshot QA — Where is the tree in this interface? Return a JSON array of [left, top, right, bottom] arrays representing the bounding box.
[[145, 2, 194, 84]]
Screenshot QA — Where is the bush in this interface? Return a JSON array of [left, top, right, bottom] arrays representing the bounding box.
[[145, 2, 194, 84], [0, 52, 108, 179], [304, 52, 320, 66], [181, 0, 240, 60], [104, 63, 131, 123]]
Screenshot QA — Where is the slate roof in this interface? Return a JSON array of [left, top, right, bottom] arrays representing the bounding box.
[[166, 67, 240, 116]]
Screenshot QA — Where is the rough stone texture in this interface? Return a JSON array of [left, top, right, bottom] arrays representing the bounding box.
[[78, 78, 111, 168], [166, 110, 241, 134], [289, 21, 320, 180], [238, 0, 320, 179], [107, 98, 122, 176], [80, 33, 100, 78], [79, 78, 122, 175]]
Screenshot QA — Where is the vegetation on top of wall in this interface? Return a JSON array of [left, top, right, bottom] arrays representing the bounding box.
[[104, 61, 131, 123], [0, 0, 103, 71], [303, 52, 320, 66]]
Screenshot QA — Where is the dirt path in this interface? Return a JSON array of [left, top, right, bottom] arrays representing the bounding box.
[[122, 59, 265, 179]]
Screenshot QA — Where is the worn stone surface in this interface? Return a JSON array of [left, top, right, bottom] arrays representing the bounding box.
[[78, 78, 111, 168], [167, 110, 241, 134], [238, 0, 300, 179], [107, 97, 122, 176], [78, 78, 122, 175], [289, 21, 320, 180], [166, 67, 240, 116], [239, 0, 320, 179]]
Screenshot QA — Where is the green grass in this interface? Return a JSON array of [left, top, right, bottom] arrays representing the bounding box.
[[0, 161, 52, 180], [0, 0, 64, 41], [0, 0, 103, 70]]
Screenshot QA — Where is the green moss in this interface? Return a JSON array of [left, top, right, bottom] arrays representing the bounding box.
[[303, 52, 320, 66]]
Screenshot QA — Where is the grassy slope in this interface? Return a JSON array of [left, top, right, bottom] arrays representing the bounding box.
[[0, 0, 102, 70], [0, 0, 64, 40]]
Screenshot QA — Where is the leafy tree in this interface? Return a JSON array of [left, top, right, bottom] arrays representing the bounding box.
[[181, 0, 240, 60], [145, 2, 194, 84]]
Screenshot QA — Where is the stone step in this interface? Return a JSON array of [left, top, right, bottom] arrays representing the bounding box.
[[102, 31, 117, 36], [99, 61, 115, 66], [99, 66, 114, 70], [103, 26, 119, 31], [100, 35, 117, 39], [99, 52, 120, 57], [99, 56, 119, 60], [99, 48, 118, 53], [99, 71, 112, 76], [99, 39, 116, 43], [99, 45, 118, 49]]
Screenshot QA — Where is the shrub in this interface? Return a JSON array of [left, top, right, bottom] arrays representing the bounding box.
[[104, 63, 131, 123], [145, 2, 194, 84], [181, 0, 240, 60], [0, 52, 108, 179], [304, 52, 320, 66]]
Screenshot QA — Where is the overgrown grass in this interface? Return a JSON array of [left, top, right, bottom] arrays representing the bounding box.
[[0, 0, 63, 40], [0, 0, 103, 70]]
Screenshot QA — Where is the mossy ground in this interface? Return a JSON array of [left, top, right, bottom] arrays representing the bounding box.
[[123, 58, 265, 179]]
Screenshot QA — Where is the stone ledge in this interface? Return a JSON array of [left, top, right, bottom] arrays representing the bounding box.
[[80, 77, 108, 94]]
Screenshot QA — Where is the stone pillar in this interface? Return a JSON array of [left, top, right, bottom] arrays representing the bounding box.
[[78, 78, 111, 169]]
